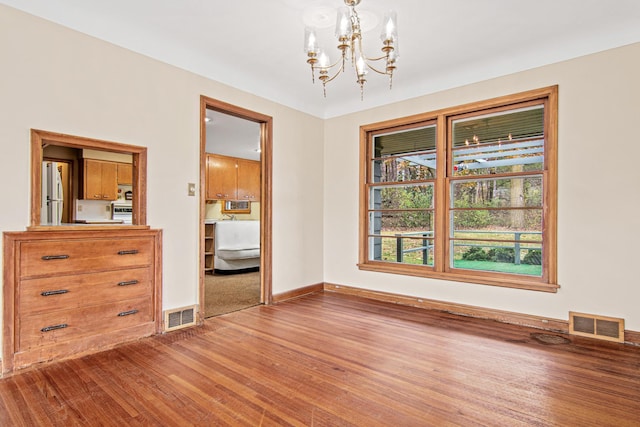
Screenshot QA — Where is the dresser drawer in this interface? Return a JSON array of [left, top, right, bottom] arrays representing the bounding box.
[[20, 238, 154, 278], [18, 296, 153, 351], [19, 267, 152, 316]]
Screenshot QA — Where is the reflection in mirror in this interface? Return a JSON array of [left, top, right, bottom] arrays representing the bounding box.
[[31, 129, 147, 228]]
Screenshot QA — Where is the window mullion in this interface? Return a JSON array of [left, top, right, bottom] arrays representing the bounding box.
[[433, 114, 448, 272]]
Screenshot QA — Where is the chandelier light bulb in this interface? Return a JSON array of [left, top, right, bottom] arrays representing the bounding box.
[[318, 51, 330, 69], [335, 7, 351, 38], [381, 10, 397, 43], [356, 55, 366, 76], [304, 27, 319, 54]]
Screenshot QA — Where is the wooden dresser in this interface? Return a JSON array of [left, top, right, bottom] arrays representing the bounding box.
[[2, 229, 162, 374]]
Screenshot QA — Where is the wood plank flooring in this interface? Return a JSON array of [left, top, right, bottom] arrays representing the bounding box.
[[1, 292, 639, 426]]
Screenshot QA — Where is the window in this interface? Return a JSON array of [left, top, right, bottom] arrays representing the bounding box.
[[359, 87, 558, 292]]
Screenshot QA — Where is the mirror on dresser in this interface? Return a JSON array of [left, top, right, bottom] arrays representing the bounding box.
[[30, 129, 148, 228]]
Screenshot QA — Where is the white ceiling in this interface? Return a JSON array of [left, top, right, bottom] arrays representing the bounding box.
[[205, 110, 261, 161], [3, 0, 640, 120]]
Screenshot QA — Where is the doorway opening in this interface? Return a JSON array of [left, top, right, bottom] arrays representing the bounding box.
[[199, 96, 272, 320]]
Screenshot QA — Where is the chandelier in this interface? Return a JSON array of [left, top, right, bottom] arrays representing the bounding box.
[[304, 0, 398, 99]]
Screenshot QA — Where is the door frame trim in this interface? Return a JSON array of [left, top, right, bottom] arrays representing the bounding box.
[[199, 96, 273, 320]]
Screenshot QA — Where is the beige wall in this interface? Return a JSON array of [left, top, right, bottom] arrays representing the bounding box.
[[0, 5, 325, 354], [324, 42, 640, 331], [2, 1, 640, 361]]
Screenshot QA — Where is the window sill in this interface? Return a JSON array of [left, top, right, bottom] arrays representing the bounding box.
[[357, 262, 559, 293]]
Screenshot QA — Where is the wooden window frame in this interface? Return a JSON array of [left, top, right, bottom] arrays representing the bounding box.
[[358, 86, 558, 293]]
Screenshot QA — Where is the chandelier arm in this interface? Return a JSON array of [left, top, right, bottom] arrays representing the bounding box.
[[362, 54, 389, 62], [364, 62, 391, 76], [320, 61, 348, 85], [311, 56, 346, 73]]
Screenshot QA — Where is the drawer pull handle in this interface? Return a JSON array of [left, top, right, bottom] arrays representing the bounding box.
[[117, 280, 139, 286], [41, 323, 68, 332], [41, 255, 69, 261], [118, 309, 139, 317], [117, 250, 139, 255], [41, 289, 69, 296]]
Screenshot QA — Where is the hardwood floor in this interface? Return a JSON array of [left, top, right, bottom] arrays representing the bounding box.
[[1, 292, 639, 426]]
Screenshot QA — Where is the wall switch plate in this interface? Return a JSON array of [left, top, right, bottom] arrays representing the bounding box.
[[188, 183, 196, 196]]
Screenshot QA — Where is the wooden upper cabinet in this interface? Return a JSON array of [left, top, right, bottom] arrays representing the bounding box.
[[83, 159, 118, 200], [237, 159, 260, 202], [206, 154, 238, 200], [206, 154, 260, 201], [117, 163, 133, 185], [84, 160, 102, 199]]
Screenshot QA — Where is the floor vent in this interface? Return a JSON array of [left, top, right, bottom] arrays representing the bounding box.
[[569, 312, 624, 343], [164, 305, 197, 332]]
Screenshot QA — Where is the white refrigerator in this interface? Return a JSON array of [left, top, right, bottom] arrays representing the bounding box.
[[41, 161, 64, 225]]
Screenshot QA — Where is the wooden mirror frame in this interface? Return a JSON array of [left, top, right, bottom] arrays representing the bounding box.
[[30, 129, 148, 229]]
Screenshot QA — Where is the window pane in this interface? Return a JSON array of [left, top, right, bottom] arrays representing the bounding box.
[[372, 125, 437, 183], [373, 125, 436, 157], [369, 236, 434, 266], [451, 240, 542, 276], [452, 106, 544, 177], [451, 209, 543, 232], [370, 184, 434, 210], [369, 210, 434, 233], [451, 176, 543, 209], [372, 154, 436, 183], [451, 229, 542, 242]]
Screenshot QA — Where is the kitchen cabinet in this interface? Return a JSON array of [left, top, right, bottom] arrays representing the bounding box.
[[82, 159, 118, 200], [237, 158, 260, 201], [204, 222, 215, 274], [206, 154, 260, 201], [117, 162, 133, 185], [206, 154, 238, 200], [2, 229, 163, 374]]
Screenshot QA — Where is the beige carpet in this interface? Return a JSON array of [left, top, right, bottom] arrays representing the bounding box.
[[204, 271, 261, 318]]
